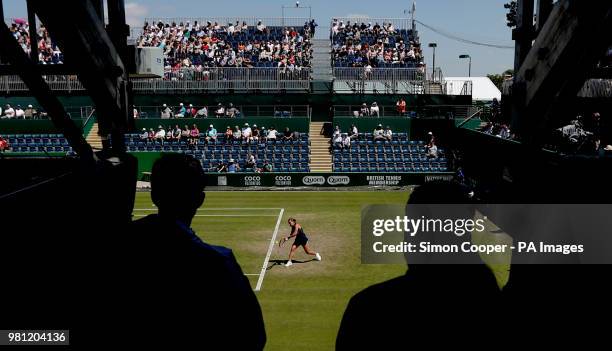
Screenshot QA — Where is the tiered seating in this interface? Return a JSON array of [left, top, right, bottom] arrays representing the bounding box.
[[9, 20, 64, 64], [332, 133, 448, 173], [137, 21, 313, 72], [123, 133, 310, 173], [333, 28, 416, 47], [331, 22, 422, 68], [2, 134, 72, 153]]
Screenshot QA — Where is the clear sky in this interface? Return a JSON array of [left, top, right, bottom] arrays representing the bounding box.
[[4, 0, 515, 76]]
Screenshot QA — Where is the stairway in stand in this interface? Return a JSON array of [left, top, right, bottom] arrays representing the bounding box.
[[86, 123, 103, 150], [309, 121, 332, 173]]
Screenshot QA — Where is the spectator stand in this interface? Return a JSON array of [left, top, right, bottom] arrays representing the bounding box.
[[329, 119, 450, 174], [133, 17, 314, 92], [125, 116, 311, 178], [2, 17, 315, 93], [330, 17, 432, 94], [3, 17, 64, 65], [0, 106, 95, 155]]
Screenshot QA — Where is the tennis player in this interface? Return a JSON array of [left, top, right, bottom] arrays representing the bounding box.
[[280, 218, 321, 267]]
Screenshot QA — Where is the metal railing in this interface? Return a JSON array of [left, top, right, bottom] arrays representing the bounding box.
[[0, 75, 85, 93], [333, 67, 424, 82], [443, 80, 473, 96], [431, 67, 444, 83], [135, 105, 310, 119], [1, 68, 311, 93], [133, 68, 311, 92], [333, 105, 478, 119]]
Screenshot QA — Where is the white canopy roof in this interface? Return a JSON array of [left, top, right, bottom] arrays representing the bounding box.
[[444, 77, 502, 102]]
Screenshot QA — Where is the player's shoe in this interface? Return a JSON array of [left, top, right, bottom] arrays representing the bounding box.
[[315, 253, 322, 261], [285, 260, 293, 267]]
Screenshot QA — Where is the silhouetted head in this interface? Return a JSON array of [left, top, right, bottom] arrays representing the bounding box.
[[405, 182, 480, 265], [151, 154, 205, 224], [408, 182, 470, 205]]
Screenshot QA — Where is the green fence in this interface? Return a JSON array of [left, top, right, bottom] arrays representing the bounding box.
[[134, 117, 310, 133], [0, 120, 65, 134]]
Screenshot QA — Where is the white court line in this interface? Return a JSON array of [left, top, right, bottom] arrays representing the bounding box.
[[255, 208, 285, 292], [133, 208, 282, 211], [132, 214, 278, 217]]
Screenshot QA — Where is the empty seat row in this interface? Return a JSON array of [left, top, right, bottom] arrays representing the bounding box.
[[333, 166, 448, 173], [10, 146, 73, 153]]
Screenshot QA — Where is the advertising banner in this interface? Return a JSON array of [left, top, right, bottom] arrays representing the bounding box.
[[206, 173, 454, 187]]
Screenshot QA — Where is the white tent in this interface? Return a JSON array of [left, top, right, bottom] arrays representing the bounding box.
[[444, 77, 502, 102]]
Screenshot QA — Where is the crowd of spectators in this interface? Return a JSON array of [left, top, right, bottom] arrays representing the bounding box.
[[482, 122, 512, 140], [348, 98, 412, 118], [0, 104, 44, 119], [552, 112, 611, 153], [331, 19, 424, 69], [138, 122, 300, 147], [7, 19, 63, 64], [136, 19, 315, 78], [333, 124, 397, 150], [214, 156, 273, 174], [144, 102, 243, 119]]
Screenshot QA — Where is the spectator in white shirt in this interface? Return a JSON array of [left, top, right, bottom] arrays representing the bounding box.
[[160, 104, 172, 119], [256, 21, 266, 34], [246, 153, 256, 169], [139, 128, 149, 141], [14, 105, 25, 119], [349, 124, 359, 140], [215, 104, 225, 118], [333, 125, 341, 138], [267, 127, 277, 140], [232, 126, 241, 140], [155, 126, 166, 144], [196, 106, 208, 118], [359, 103, 370, 117], [427, 142, 438, 158], [226, 103, 240, 118], [242, 123, 252, 141], [373, 124, 385, 141], [370, 102, 380, 117], [333, 133, 343, 149], [4, 105, 15, 119], [383, 126, 393, 141], [342, 134, 351, 150]]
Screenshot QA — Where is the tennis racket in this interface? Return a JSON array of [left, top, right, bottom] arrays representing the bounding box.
[[278, 237, 288, 247]]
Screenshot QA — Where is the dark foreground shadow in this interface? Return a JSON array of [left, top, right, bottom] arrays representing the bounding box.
[[267, 259, 317, 270]]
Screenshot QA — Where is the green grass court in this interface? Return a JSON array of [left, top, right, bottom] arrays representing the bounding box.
[[133, 190, 508, 351]]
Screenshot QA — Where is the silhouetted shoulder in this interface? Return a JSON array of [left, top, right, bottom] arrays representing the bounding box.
[[337, 267, 500, 350], [131, 214, 242, 272]]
